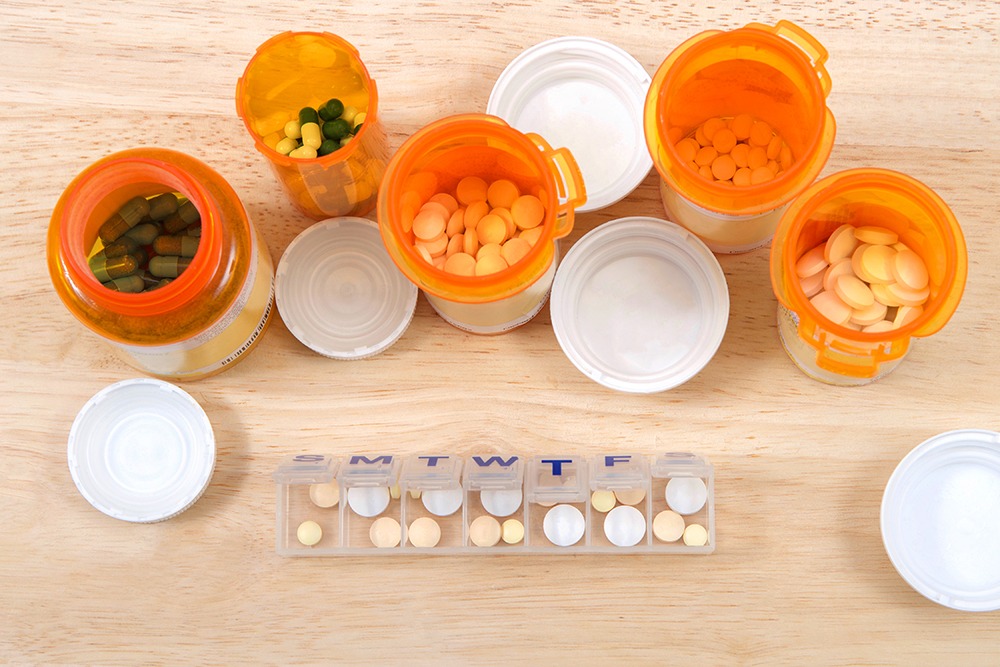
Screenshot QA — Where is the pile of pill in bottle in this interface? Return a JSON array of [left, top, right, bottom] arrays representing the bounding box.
[[674, 114, 793, 186], [795, 224, 930, 331], [88, 192, 201, 292], [266, 98, 366, 159], [401, 175, 547, 276], [653, 477, 709, 546]]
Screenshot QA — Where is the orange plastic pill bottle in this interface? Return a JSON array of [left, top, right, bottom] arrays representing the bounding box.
[[378, 114, 585, 334], [236, 32, 388, 220], [644, 20, 836, 253], [47, 148, 275, 380], [770, 168, 967, 385]]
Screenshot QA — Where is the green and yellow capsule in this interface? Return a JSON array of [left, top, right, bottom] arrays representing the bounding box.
[[91, 254, 138, 282], [147, 192, 179, 221], [101, 275, 145, 293], [98, 196, 151, 244], [149, 255, 191, 278], [152, 234, 199, 258]]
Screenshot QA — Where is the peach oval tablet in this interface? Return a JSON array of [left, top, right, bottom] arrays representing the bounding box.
[[416, 232, 448, 258], [428, 192, 459, 215], [415, 244, 433, 265], [501, 518, 524, 544], [893, 304, 924, 329], [455, 176, 488, 205], [886, 282, 930, 307], [824, 224, 859, 263], [519, 227, 543, 247], [487, 179, 519, 209], [408, 516, 441, 548], [370, 516, 401, 548], [863, 320, 895, 333], [859, 244, 896, 284], [854, 225, 898, 245], [822, 258, 853, 293], [614, 488, 646, 506], [501, 237, 531, 266], [711, 154, 737, 181], [810, 290, 852, 325], [446, 233, 464, 258], [676, 137, 699, 162], [892, 248, 929, 290], [476, 243, 502, 260], [412, 209, 446, 242], [443, 252, 476, 276], [469, 515, 502, 547], [446, 208, 465, 237], [731, 113, 754, 140], [712, 128, 737, 154], [766, 135, 783, 160], [511, 195, 544, 230], [795, 244, 828, 278], [849, 299, 888, 327], [652, 510, 685, 543], [463, 227, 479, 256], [477, 214, 508, 245], [870, 282, 903, 307], [419, 200, 450, 221], [799, 269, 824, 298], [835, 274, 875, 310], [464, 200, 490, 231], [475, 253, 508, 276]]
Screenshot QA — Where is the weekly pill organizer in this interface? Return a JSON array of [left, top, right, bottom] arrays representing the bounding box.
[[273, 452, 714, 555]]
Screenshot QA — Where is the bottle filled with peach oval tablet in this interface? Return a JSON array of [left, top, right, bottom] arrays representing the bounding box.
[[377, 114, 586, 334], [47, 148, 275, 380], [236, 32, 389, 220], [643, 20, 836, 253], [770, 168, 967, 385]]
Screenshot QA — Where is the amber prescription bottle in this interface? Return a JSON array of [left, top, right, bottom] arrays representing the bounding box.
[[236, 32, 389, 220], [644, 20, 836, 253], [48, 148, 275, 380], [377, 114, 586, 334]]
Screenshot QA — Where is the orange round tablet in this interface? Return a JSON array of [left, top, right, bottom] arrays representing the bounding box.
[[711, 154, 737, 181], [412, 209, 446, 241], [694, 146, 717, 167], [443, 252, 476, 276], [795, 243, 828, 279], [824, 224, 859, 263], [446, 233, 464, 258], [732, 167, 752, 187], [712, 128, 737, 154], [730, 143, 750, 168], [487, 179, 519, 210], [891, 248, 929, 290], [810, 290, 852, 325], [519, 227, 543, 246], [477, 214, 508, 245], [747, 146, 768, 170], [476, 243, 502, 260], [730, 114, 754, 140], [676, 138, 699, 162], [475, 254, 508, 276], [702, 117, 726, 140], [501, 237, 531, 266], [511, 195, 544, 230], [749, 120, 773, 147], [455, 176, 488, 205], [750, 166, 774, 185], [463, 227, 479, 256], [834, 274, 875, 310], [464, 200, 490, 231], [428, 193, 459, 215], [446, 208, 465, 237]]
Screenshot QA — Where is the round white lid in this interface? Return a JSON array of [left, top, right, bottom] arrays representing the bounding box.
[[551, 217, 730, 393], [67, 378, 216, 523], [487, 36, 652, 212], [275, 218, 418, 360], [881, 429, 1000, 611]]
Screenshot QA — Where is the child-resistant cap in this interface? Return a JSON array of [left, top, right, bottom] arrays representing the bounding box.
[[550, 217, 729, 393], [276, 218, 418, 359], [881, 429, 1000, 612], [67, 378, 216, 523], [487, 36, 652, 212]]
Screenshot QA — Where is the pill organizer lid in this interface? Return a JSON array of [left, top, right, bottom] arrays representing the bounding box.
[[551, 217, 729, 393], [487, 36, 652, 212], [275, 218, 418, 360], [67, 378, 215, 523], [881, 429, 1000, 612]]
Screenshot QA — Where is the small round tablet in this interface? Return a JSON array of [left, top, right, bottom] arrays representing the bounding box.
[[652, 510, 685, 543], [421, 488, 464, 516], [347, 486, 391, 518], [683, 523, 709, 546], [408, 516, 442, 548], [543, 504, 586, 547], [501, 519, 524, 544], [297, 520, 322, 546], [604, 505, 646, 547], [614, 488, 647, 506], [480, 489, 522, 517], [665, 477, 708, 515], [469, 515, 503, 547], [308, 482, 339, 508], [591, 489, 617, 513], [370, 516, 401, 548]]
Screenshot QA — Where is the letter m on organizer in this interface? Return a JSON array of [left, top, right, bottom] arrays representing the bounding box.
[[350, 455, 394, 465]]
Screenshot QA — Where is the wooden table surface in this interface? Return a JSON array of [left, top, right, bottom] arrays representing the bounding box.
[[3, 1, 999, 664]]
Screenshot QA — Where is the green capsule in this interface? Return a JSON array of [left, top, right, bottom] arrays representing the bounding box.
[[147, 192, 179, 221], [183, 225, 202, 237], [318, 98, 344, 121], [322, 118, 351, 141], [298, 106, 319, 126], [152, 234, 199, 258], [149, 255, 191, 278], [102, 275, 145, 293], [98, 196, 151, 244], [162, 200, 201, 234], [123, 222, 161, 246], [352, 123, 362, 135], [91, 254, 139, 282], [317, 139, 339, 156], [97, 236, 139, 260]]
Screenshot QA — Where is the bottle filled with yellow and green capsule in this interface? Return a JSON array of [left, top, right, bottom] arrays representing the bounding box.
[[48, 148, 275, 380]]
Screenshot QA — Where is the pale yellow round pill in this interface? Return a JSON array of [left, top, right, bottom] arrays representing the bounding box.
[[858, 244, 896, 284], [682, 523, 709, 546], [891, 248, 929, 291], [652, 510, 685, 543], [389, 484, 401, 500], [469, 515, 502, 547], [854, 225, 898, 246], [370, 516, 401, 548], [502, 519, 525, 544], [591, 490, 617, 513], [614, 488, 647, 506], [308, 482, 339, 508], [408, 516, 441, 548], [296, 520, 322, 546]]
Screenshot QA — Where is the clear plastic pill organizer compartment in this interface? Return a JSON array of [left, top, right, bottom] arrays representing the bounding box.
[[273, 452, 714, 555]]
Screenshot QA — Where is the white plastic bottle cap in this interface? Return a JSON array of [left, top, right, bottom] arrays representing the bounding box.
[[276, 218, 418, 360], [550, 217, 730, 393], [480, 488, 523, 517], [881, 429, 1000, 612], [67, 378, 215, 523], [487, 36, 652, 212]]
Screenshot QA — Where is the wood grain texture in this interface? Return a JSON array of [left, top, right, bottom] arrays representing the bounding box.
[[2, 0, 999, 664]]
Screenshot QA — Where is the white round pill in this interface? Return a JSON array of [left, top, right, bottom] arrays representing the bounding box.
[[604, 505, 646, 547], [347, 486, 391, 517], [421, 488, 464, 516], [543, 504, 586, 547], [480, 488, 523, 517], [665, 477, 708, 515]]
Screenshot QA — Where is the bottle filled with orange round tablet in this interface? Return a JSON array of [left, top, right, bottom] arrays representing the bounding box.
[[236, 32, 389, 220], [378, 114, 586, 334], [770, 168, 967, 385], [48, 148, 275, 380], [644, 21, 836, 253]]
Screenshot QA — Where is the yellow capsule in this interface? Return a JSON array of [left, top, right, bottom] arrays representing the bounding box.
[[101, 274, 145, 293], [149, 255, 191, 278], [283, 119, 302, 140], [152, 234, 199, 257], [98, 196, 151, 243], [91, 254, 138, 282], [288, 145, 318, 159], [146, 193, 179, 221], [275, 136, 298, 155], [301, 122, 322, 150]]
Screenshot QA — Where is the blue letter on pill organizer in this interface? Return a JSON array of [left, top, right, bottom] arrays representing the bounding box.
[[541, 459, 573, 475], [418, 455, 449, 467], [472, 456, 519, 468], [604, 455, 632, 467], [350, 455, 394, 465], [293, 454, 327, 463]]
